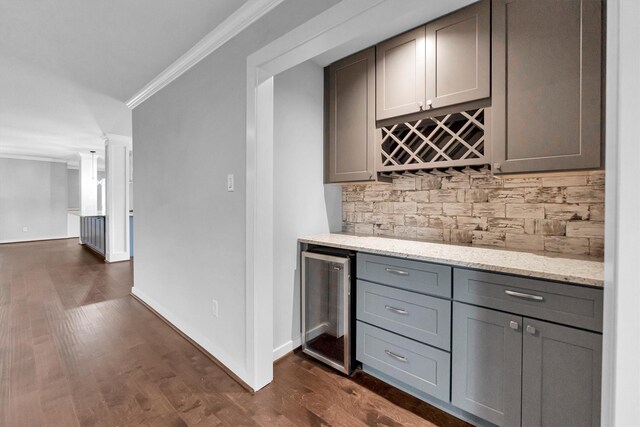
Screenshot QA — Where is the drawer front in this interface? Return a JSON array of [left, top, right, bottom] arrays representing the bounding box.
[[356, 321, 451, 402], [357, 280, 451, 350], [357, 253, 452, 298], [453, 268, 603, 332]]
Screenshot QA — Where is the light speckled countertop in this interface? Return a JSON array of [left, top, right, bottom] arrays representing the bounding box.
[[299, 233, 604, 287]]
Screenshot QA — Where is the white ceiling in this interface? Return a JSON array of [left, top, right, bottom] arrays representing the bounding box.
[[0, 0, 246, 164]]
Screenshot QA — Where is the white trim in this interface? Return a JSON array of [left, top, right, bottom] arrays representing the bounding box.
[[0, 154, 69, 164], [131, 287, 250, 383], [0, 236, 73, 244], [245, 0, 475, 392], [601, 0, 640, 424], [126, 0, 285, 109], [273, 336, 301, 361], [105, 251, 130, 263]]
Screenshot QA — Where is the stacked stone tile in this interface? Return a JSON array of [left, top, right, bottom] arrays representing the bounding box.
[[342, 171, 605, 258]]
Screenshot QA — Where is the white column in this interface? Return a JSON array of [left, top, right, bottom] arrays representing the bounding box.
[[104, 134, 131, 263], [78, 152, 98, 216]]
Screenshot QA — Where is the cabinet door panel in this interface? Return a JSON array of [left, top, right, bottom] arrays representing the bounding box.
[[522, 318, 602, 427], [426, 0, 490, 109], [376, 27, 426, 120], [328, 48, 376, 182], [492, 0, 602, 173], [452, 302, 522, 426]]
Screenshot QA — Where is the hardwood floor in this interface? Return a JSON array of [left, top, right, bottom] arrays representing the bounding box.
[[0, 238, 470, 427]]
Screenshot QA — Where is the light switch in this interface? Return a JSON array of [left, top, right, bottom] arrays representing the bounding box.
[[227, 174, 234, 192]]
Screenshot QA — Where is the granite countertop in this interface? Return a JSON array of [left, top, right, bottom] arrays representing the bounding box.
[[299, 233, 604, 288]]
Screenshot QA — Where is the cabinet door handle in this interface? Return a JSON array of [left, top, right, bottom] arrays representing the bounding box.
[[385, 305, 408, 315], [385, 350, 407, 362], [509, 321, 519, 331], [385, 267, 409, 276], [505, 290, 544, 302], [526, 325, 537, 335]]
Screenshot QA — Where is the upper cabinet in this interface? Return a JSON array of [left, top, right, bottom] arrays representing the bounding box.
[[325, 0, 603, 182], [491, 0, 602, 174], [376, 0, 490, 122], [326, 48, 377, 183], [425, 0, 490, 110], [376, 27, 426, 121]]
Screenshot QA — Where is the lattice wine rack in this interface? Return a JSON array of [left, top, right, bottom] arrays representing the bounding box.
[[378, 108, 490, 173]]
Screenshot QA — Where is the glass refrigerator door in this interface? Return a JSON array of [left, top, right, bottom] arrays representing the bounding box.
[[301, 251, 351, 374]]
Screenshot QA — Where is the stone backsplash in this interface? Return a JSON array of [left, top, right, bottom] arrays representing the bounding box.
[[342, 170, 605, 258]]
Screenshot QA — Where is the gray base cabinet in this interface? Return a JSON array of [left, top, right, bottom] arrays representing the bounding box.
[[522, 318, 602, 427], [357, 321, 451, 402], [348, 251, 603, 427], [452, 303, 603, 427], [451, 303, 523, 427]]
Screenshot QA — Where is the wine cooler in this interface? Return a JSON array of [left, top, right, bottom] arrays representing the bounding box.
[[301, 248, 356, 374]]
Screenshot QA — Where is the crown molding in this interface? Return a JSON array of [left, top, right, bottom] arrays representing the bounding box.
[[0, 153, 70, 164], [126, 0, 285, 109]]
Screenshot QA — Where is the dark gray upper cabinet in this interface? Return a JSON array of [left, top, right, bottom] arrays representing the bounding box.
[[376, 1, 490, 122], [327, 48, 377, 183], [451, 302, 522, 427], [376, 27, 426, 121], [425, 0, 490, 110], [522, 318, 602, 427], [492, 0, 603, 174]]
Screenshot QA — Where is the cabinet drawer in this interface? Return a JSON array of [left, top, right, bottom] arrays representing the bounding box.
[[357, 253, 452, 298], [453, 268, 603, 332], [357, 321, 450, 402], [357, 280, 451, 350]]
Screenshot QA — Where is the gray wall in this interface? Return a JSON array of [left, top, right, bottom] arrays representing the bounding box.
[[67, 168, 80, 209], [272, 61, 342, 357], [0, 158, 68, 242], [132, 0, 339, 379]]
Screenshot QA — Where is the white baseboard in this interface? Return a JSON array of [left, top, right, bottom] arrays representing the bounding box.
[[106, 251, 130, 263], [0, 235, 72, 244], [272, 323, 330, 361], [130, 287, 250, 385], [273, 336, 301, 361]]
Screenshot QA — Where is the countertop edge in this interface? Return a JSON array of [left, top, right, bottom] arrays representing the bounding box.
[[299, 236, 604, 288]]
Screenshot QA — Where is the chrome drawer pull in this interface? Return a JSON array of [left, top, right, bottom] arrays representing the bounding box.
[[385, 305, 408, 315], [385, 267, 409, 276], [385, 350, 407, 362], [505, 290, 544, 302]]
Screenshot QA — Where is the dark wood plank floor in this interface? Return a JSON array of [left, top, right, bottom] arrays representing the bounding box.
[[0, 238, 470, 427]]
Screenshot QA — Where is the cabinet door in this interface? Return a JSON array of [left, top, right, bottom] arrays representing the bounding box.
[[522, 318, 602, 427], [452, 302, 522, 426], [327, 48, 376, 183], [376, 27, 426, 120], [492, 0, 602, 174], [425, 0, 490, 109]]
